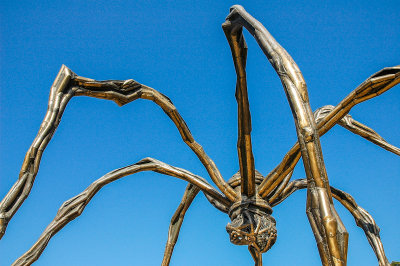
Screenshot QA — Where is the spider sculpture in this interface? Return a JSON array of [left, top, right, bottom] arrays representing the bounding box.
[[1, 5, 399, 266]]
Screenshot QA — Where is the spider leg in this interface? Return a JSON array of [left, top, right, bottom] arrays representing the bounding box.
[[74, 74, 236, 200], [258, 66, 400, 198], [314, 105, 400, 156], [225, 5, 347, 264], [0, 67, 76, 239], [266, 106, 400, 203], [162, 184, 200, 266], [162, 179, 230, 265], [0, 66, 237, 239], [248, 245, 262, 266], [270, 179, 390, 266], [11, 157, 230, 266], [223, 20, 256, 198]]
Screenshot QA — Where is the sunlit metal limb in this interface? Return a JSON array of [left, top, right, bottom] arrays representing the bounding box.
[[315, 66, 400, 138], [225, 5, 347, 264], [266, 106, 400, 203], [305, 191, 348, 266], [203, 192, 229, 213], [0, 66, 237, 240], [73, 72, 237, 201], [223, 21, 256, 198], [12, 158, 230, 266], [162, 184, 200, 266], [314, 105, 400, 156], [248, 245, 262, 266], [259, 66, 400, 198], [330, 189, 389, 266], [265, 171, 293, 204], [0, 67, 76, 240], [270, 179, 390, 266], [162, 182, 230, 266]]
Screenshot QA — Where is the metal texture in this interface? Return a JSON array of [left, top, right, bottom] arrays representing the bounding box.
[[1, 5, 399, 266]]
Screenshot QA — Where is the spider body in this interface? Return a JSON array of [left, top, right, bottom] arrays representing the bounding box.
[[1, 5, 399, 266], [226, 171, 277, 253]]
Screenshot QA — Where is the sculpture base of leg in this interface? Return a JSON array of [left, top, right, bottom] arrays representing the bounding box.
[[249, 246, 262, 266]]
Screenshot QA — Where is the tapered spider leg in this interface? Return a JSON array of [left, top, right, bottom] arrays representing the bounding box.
[[225, 5, 347, 264], [248, 245, 262, 266], [12, 157, 230, 266], [270, 179, 390, 266], [305, 191, 349, 266], [259, 66, 400, 198], [316, 67, 400, 136], [73, 74, 237, 201], [161, 184, 229, 266], [223, 20, 256, 198], [314, 105, 400, 156], [0, 66, 237, 240], [266, 106, 400, 203], [203, 192, 229, 213], [0, 67, 76, 239], [266, 171, 293, 204], [329, 189, 389, 266], [162, 184, 200, 266]]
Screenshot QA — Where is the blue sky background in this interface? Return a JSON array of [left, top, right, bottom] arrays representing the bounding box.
[[1, 1, 399, 265]]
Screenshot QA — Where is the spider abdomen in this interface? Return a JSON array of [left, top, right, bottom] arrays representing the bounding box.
[[226, 171, 277, 253]]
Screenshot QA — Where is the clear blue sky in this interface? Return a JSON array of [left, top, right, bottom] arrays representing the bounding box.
[[1, 1, 399, 265]]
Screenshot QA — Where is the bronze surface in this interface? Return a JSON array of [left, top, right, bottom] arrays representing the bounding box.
[[0, 5, 398, 266]]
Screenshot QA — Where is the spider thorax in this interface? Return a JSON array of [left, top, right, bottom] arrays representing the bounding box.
[[226, 171, 277, 253]]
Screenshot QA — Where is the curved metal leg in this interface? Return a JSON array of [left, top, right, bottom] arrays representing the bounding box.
[[223, 20, 256, 198], [248, 245, 262, 266], [162, 184, 200, 266], [224, 6, 347, 264], [271, 179, 390, 266], [0, 66, 75, 239], [314, 105, 400, 156], [74, 74, 236, 201], [266, 105, 400, 203], [162, 181, 229, 266], [11, 157, 229, 266], [0, 66, 237, 240], [258, 66, 400, 198]]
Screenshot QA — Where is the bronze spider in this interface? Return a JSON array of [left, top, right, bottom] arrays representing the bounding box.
[[1, 5, 399, 266]]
